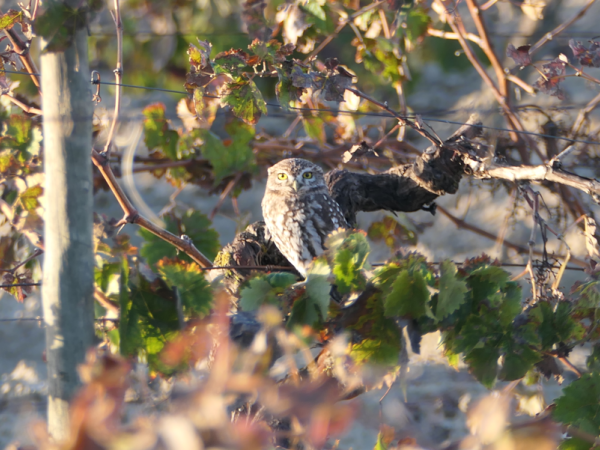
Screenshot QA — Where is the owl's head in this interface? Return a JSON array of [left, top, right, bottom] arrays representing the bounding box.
[[266, 158, 326, 195]]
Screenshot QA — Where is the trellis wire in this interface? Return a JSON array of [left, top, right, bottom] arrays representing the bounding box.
[[2, 68, 599, 147]]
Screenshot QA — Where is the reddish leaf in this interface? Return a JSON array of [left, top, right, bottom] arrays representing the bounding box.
[[569, 39, 600, 68], [534, 58, 566, 100], [506, 44, 531, 68]]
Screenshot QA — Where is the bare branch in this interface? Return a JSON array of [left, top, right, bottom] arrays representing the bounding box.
[[529, 0, 598, 55], [571, 91, 600, 136], [2, 94, 42, 115], [475, 160, 600, 201], [436, 0, 544, 162], [347, 88, 442, 146], [427, 27, 483, 47], [94, 287, 119, 315], [4, 28, 41, 94]]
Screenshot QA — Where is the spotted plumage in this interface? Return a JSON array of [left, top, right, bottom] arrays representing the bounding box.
[[261, 158, 348, 277]]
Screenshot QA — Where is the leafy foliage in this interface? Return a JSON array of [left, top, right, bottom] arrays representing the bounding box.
[[3, 1, 600, 447], [554, 373, 600, 450], [139, 209, 220, 267]]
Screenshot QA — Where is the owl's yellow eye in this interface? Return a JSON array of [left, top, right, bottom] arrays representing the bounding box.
[[277, 173, 288, 180], [303, 172, 313, 179]]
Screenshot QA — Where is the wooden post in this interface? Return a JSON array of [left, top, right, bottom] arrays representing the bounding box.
[[41, 26, 94, 439]]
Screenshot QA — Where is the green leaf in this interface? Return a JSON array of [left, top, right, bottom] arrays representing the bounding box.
[[288, 259, 331, 328], [302, 115, 325, 143], [3, 115, 32, 150], [300, 0, 334, 33], [559, 438, 595, 450], [465, 347, 499, 388], [498, 282, 522, 326], [587, 344, 600, 372], [383, 269, 430, 319], [436, 260, 467, 320], [499, 344, 541, 381], [118, 258, 143, 357], [467, 265, 510, 306], [367, 215, 417, 249], [402, 6, 431, 44], [329, 231, 369, 294], [240, 272, 297, 311], [200, 119, 256, 184], [19, 185, 43, 211], [531, 301, 585, 350], [554, 372, 600, 438], [143, 103, 179, 160], [220, 79, 267, 125], [240, 277, 275, 311], [350, 337, 401, 365], [139, 209, 220, 268], [94, 261, 121, 293], [349, 293, 402, 365], [157, 258, 213, 318]]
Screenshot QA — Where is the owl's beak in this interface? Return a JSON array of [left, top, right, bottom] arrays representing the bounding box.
[[292, 180, 300, 191]]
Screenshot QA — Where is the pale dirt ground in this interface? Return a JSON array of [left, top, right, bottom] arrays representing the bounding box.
[[2, 0, 600, 447]]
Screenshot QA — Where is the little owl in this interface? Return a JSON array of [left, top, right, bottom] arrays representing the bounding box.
[[262, 158, 348, 277]]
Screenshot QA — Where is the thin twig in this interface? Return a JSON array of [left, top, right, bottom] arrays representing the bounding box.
[[2, 94, 42, 115], [570, 91, 600, 137], [438, 1, 543, 162], [0, 249, 43, 274], [30, 0, 40, 21], [210, 173, 242, 220], [505, 74, 536, 95], [479, 0, 499, 10], [132, 159, 196, 173], [558, 356, 582, 378], [426, 28, 483, 47], [3, 28, 41, 94], [94, 288, 119, 315], [494, 188, 517, 257], [103, 0, 123, 158], [348, 88, 442, 146], [529, 0, 598, 55]]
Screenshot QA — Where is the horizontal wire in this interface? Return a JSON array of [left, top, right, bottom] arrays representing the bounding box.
[[93, 80, 600, 147], [0, 261, 586, 290], [0, 317, 118, 323], [2, 69, 600, 146], [0, 283, 40, 288], [85, 29, 600, 39]]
